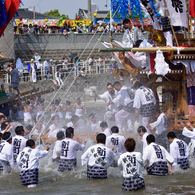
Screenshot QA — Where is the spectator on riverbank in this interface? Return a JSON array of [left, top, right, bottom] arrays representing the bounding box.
[[97, 24, 104, 33], [37, 59, 43, 80], [88, 23, 93, 33], [33, 53, 41, 62], [6, 64, 21, 98], [44, 59, 51, 80], [76, 23, 82, 33]]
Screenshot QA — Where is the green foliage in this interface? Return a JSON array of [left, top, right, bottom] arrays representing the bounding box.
[[106, 11, 121, 18], [75, 13, 78, 19], [44, 9, 69, 19]]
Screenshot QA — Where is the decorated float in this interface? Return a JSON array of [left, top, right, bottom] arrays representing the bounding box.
[[99, 0, 195, 131]]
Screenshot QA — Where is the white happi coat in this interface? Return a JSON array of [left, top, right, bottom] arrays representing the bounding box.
[[0, 141, 13, 168], [98, 90, 118, 113], [118, 152, 144, 178], [12, 135, 27, 163], [133, 86, 156, 110], [52, 140, 62, 159], [113, 86, 133, 108], [106, 133, 126, 155], [170, 138, 189, 165], [56, 138, 85, 160], [143, 142, 173, 166], [142, 132, 149, 154], [103, 128, 111, 137], [122, 26, 144, 48], [17, 146, 48, 171], [81, 144, 115, 169], [150, 113, 168, 135], [182, 127, 195, 155]]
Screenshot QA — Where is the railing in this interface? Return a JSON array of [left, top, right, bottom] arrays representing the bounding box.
[[3, 59, 116, 83]]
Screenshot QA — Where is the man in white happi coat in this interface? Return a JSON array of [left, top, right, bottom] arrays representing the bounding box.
[[107, 81, 136, 132], [122, 18, 144, 48], [181, 121, 195, 157], [167, 132, 189, 170], [12, 126, 27, 164], [137, 126, 149, 154], [0, 132, 13, 173], [81, 133, 115, 179], [100, 121, 111, 137], [95, 82, 118, 127], [106, 126, 126, 167], [133, 81, 156, 133], [56, 127, 87, 171], [143, 134, 174, 176], [17, 139, 49, 188], [147, 108, 168, 147]]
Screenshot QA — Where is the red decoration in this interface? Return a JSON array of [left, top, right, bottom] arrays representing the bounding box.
[[77, 16, 80, 20], [0, 0, 21, 37], [19, 17, 22, 21]]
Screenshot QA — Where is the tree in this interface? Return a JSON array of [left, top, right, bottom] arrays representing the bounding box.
[[44, 9, 69, 19]]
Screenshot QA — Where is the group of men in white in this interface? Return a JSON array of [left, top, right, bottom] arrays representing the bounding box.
[[0, 119, 194, 191]]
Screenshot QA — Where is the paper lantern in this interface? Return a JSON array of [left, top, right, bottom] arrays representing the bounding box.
[[45, 19, 48, 22], [60, 18, 63, 21], [19, 17, 22, 21], [77, 16, 80, 20], [94, 13, 97, 17]]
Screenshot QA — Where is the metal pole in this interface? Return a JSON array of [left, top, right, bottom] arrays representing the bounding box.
[[33, 6, 35, 19], [88, 0, 91, 20]]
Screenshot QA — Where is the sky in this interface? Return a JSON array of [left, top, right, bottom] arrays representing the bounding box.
[[21, 0, 111, 19]]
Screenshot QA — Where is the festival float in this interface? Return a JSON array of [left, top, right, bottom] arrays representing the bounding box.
[[99, 0, 195, 131]]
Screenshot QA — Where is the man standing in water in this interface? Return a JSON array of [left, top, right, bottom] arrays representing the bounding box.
[[94, 82, 118, 127], [107, 81, 135, 132], [74, 98, 87, 118], [133, 80, 156, 133], [81, 133, 115, 179], [143, 134, 173, 176], [167, 132, 189, 170], [57, 127, 87, 172]]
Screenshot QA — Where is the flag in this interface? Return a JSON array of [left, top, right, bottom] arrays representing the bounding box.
[[164, 0, 188, 28], [189, 0, 195, 17], [0, 0, 21, 37]]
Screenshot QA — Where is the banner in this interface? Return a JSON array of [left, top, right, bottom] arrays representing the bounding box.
[[189, 0, 195, 17], [140, 0, 161, 30], [165, 0, 188, 28]]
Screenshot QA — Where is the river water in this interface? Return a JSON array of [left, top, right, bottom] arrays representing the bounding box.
[[1, 101, 195, 194]]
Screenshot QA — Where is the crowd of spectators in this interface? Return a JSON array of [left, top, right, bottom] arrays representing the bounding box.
[[14, 22, 125, 35], [10, 53, 114, 84]]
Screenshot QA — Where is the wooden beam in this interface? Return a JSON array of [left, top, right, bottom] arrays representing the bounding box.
[[131, 47, 195, 52]]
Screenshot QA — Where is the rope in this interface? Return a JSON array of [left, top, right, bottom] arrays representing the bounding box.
[[29, 3, 122, 140], [36, 76, 77, 144], [86, 3, 122, 63]]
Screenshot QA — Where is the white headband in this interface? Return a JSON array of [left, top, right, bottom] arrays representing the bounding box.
[[5, 134, 12, 142]]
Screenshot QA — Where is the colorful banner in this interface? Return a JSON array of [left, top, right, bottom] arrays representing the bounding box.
[[58, 19, 91, 27], [165, 0, 188, 28], [14, 19, 91, 27]]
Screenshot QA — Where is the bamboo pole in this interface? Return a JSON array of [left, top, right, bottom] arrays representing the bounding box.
[[163, 0, 179, 47], [131, 47, 195, 52], [99, 48, 132, 52], [187, 13, 191, 45], [190, 20, 194, 38], [184, 28, 187, 39], [99, 47, 195, 53]]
